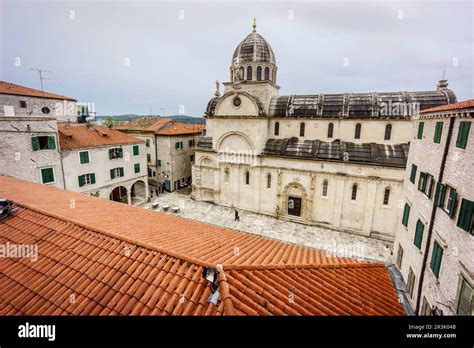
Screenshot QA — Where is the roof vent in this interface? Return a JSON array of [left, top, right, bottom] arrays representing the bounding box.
[[0, 199, 15, 220], [203, 266, 221, 304]]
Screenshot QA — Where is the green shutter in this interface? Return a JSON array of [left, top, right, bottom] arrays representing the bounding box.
[[110, 169, 115, 179], [48, 136, 56, 150], [457, 199, 474, 232], [90, 173, 96, 184], [456, 121, 471, 149], [133, 145, 139, 156], [175, 142, 179, 149], [436, 183, 445, 207], [418, 172, 426, 191], [434, 122, 443, 144], [402, 203, 410, 227], [119, 167, 124, 177], [410, 164, 417, 184], [157, 160, 161, 167], [134, 163, 140, 173], [414, 220, 424, 249], [427, 175, 435, 198], [80, 151, 89, 164], [78, 175, 85, 187], [417, 122, 424, 139], [447, 189, 457, 218], [41, 168, 54, 184], [430, 242, 443, 278], [118, 148, 123, 158], [109, 149, 113, 159], [32, 137, 40, 151]]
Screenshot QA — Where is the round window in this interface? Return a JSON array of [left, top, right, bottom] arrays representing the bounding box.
[[232, 97, 241, 108], [41, 106, 50, 114]]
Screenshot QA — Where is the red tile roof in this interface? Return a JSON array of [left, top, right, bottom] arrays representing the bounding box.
[[58, 123, 143, 151], [0, 81, 76, 101], [420, 99, 474, 114], [0, 176, 405, 316], [157, 122, 205, 136], [115, 117, 173, 133]]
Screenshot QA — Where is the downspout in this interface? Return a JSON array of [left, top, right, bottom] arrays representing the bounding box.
[[415, 115, 455, 314], [154, 133, 159, 191]]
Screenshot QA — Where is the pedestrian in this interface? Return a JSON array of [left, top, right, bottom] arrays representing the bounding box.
[[234, 209, 240, 222]]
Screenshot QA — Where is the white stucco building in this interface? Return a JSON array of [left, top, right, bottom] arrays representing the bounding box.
[[192, 22, 456, 243], [393, 99, 473, 316], [58, 123, 148, 205], [117, 117, 204, 195]]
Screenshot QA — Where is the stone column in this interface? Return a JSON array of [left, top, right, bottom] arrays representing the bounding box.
[[127, 190, 132, 205]]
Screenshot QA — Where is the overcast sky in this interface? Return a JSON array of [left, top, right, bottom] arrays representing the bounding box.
[[1, 0, 472, 116]]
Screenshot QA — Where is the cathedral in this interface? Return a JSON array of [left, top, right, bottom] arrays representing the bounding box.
[[191, 21, 457, 242]]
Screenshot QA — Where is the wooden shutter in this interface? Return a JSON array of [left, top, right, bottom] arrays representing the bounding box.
[[48, 136, 56, 149], [414, 220, 424, 249], [110, 169, 115, 179], [90, 173, 96, 184], [430, 242, 443, 277], [32, 137, 40, 151], [418, 172, 426, 191], [80, 151, 89, 164], [457, 279, 473, 315], [434, 122, 443, 143], [134, 163, 140, 173], [456, 121, 471, 149], [133, 145, 139, 156], [427, 175, 435, 198], [109, 149, 113, 159], [435, 183, 445, 207], [417, 122, 424, 139], [402, 203, 410, 227], [78, 175, 85, 187], [118, 148, 123, 158], [457, 199, 474, 232], [119, 167, 124, 177], [447, 189, 457, 218], [410, 164, 417, 183]]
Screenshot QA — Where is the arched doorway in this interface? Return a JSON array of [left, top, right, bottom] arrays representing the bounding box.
[[109, 186, 128, 204], [131, 180, 146, 204], [282, 182, 307, 218]]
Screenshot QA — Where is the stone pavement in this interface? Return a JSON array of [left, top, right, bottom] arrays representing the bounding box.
[[139, 190, 393, 262]]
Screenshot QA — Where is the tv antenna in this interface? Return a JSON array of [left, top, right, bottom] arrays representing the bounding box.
[[30, 68, 52, 98], [442, 69, 446, 80]]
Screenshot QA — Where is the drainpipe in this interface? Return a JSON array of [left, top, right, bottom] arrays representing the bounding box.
[[415, 115, 455, 314], [154, 134, 159, 191]]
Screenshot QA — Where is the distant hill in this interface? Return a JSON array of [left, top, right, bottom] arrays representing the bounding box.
[[96, 114, 204, 125]]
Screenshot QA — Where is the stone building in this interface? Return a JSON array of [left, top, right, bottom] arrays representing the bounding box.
[[192, 22, 456, 243], [0, 81, 79, 122], [393, 99, 473, 315], [58, 123, 148, 205], [117, 117, 204, 195]]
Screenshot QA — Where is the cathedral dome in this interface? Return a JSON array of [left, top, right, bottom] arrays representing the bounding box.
[[230, 20, 278, 83], [231, 31, 276, 65]]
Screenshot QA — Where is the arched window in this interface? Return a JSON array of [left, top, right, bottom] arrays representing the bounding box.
[[256, 66, 262, 81], [264, 67, 270, 80], [267, 173, 272, 188], [322, 180, 328, 197], [274, 122, 280, 136], [245, 171, 250, 185], [224, 168, 229, 183], [300, 122, 305, 137], [247, 66, 252, 80], [351, 184, 358, 200], [239, 67, 244, 80], [384, 124, 392, 140], [355, 123, 361, 139], [327, 123, 334, 138], [383, 187, 390, 205]]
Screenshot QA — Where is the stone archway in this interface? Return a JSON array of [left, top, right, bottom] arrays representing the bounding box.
[[109, 186, 128, 204], [131, 180, 147, 205], [281, 182, 307, 218]]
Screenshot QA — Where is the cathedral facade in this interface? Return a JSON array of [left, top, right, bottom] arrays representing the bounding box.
[[191, 23, 456, 242]]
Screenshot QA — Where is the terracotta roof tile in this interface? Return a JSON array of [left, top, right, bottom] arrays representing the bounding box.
[[115, 117, 173, 133], [0, 176, 404, 316], [0, 80, 76, 101], [156, 122, 205, 136], [58, 123, 143, 151], [420, 98, 474, 114]]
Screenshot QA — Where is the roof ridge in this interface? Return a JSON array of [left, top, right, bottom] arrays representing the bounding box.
[[12, 201, 214, 269], [216, 267, 237, 316], [221, 261, 384, 271]]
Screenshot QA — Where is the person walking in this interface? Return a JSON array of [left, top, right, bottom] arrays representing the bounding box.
[[234, 209, 240, 222]]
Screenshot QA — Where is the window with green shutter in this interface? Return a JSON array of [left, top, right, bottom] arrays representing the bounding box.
[[418, 172, 426, 192], [78, 175, 85, 187], [456, 121, 471, 149], [417, 122, 424, 140], [410, 164, 417, 184], [79, 151, 90, 164], [430, 241, 443, 278], [79, 173, 95, 187], [402, 203, 410, 227], [32, 136, 56, 150], [47, 136, 56, 150], [157, 159, 161, 167], [32, 137, 40, 151], [442, 185, 457, 217], [414, 219, 424, 249], [134, 163, 140, 173], [435, 183, 445, 207], [119, 167, 124, 177], [109, 148, 123, 159], [456, 277, 473, 315], [110, 169, 115, 179], [457, 199, 474, 233], [41, 168, 54, 184], [433, 122, 443, 144], [147, 154, 151, 162], [133, 145, 139, 156]]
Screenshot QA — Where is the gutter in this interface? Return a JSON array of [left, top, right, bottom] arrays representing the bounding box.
[[414, 116, 455, 314]]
